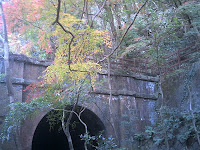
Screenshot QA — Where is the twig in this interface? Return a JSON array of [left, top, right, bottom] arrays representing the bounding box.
[[52, 0, 91, 72], [80, 0, 86, 20], [16, 18, 42, 29], [97, 0, 149, 63], [50, 0, 56, 7], [52, 107, 88, 150], [52, 0, 79, 72], [90, 0, 107, 27]]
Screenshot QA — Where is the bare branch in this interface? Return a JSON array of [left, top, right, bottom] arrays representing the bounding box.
[[0, 1, 15, 103], [90, 0, 107, 27], [52, 0, 61, 25], [0, 34, 4, 43], [52, 108, 88, 134], [52, 0, 90, 72], [16, 18, 42, 29], [97, 0, 149, 63], [50, 0, 56, 7], [52, 107, 88, 135]]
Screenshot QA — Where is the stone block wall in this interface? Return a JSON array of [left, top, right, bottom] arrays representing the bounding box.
[[0, 54, 159, 150], [0, 54, 51, 150], [88, 73, 158, 149]]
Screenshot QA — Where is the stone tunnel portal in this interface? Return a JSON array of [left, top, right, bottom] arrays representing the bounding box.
[[32, 107, 105, 150]]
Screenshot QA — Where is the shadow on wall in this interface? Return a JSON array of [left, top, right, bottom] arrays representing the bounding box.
[[32, 107, 106, 150]]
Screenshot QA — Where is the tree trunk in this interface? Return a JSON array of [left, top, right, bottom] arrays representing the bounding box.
[[62, 109, 74, 150], [62, 87, 82, 150], [104, 4, 119, 55], [65, 125, 74, 150], [0, 2, 21, 150], [0, 1, 15, 104]]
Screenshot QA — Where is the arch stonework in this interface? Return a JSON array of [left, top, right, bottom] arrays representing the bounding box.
[[21, 104, 106, 150], [0, 54, 159, 150], [21, 110, 48, 150]]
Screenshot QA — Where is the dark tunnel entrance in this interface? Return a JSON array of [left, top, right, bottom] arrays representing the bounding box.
[[32, 107, 106, 150]]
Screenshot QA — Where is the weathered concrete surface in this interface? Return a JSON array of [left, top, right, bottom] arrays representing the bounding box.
[[159, 60, 200, 150], [0, 54, 158, 150], [162, 59, 200, 110], [0, 54, 51, 150]]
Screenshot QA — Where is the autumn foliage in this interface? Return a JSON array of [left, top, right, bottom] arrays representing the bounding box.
[[1, 0, 113, 103], [3, 0, 44, 33]]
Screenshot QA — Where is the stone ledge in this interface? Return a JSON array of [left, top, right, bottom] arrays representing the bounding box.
[[1, 54, 159, 82], [93, 89, 158, 100], [99, 72, 159, 82], [1, 77, 158, 100], [0, 54, 52, 67], [0, 77, 38, 85]]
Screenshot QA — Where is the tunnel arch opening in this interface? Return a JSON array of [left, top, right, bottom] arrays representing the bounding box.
[[32, 106, 106, 150]]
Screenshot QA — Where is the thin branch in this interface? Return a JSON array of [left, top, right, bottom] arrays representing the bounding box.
[[0, 34, 4, 43], [57, 21, 74, 36], [85, 0, 89, 24], [62, 108, 74, 150], [0, 0, 15, 103], [53, 107, 88, 135], [0, 2, 8, 42], [50, 0, 56, 7], [52, 0, 61, 25], [81, 0, 86, 20], [66, 85, 81, 125], [16, 18, 42, 29], [61, 84, 82, 150], [52, 0, 89, 72], [69, 0, 78, 9], [97, 0, 149, 63], [56, 21, 75, 71], [90, 0, 107, 27]]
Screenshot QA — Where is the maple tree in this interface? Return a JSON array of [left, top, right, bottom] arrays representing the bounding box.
[[2, 0, 48, 57], [1, 0, 114, 149], [36, 2, 112, 148]]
